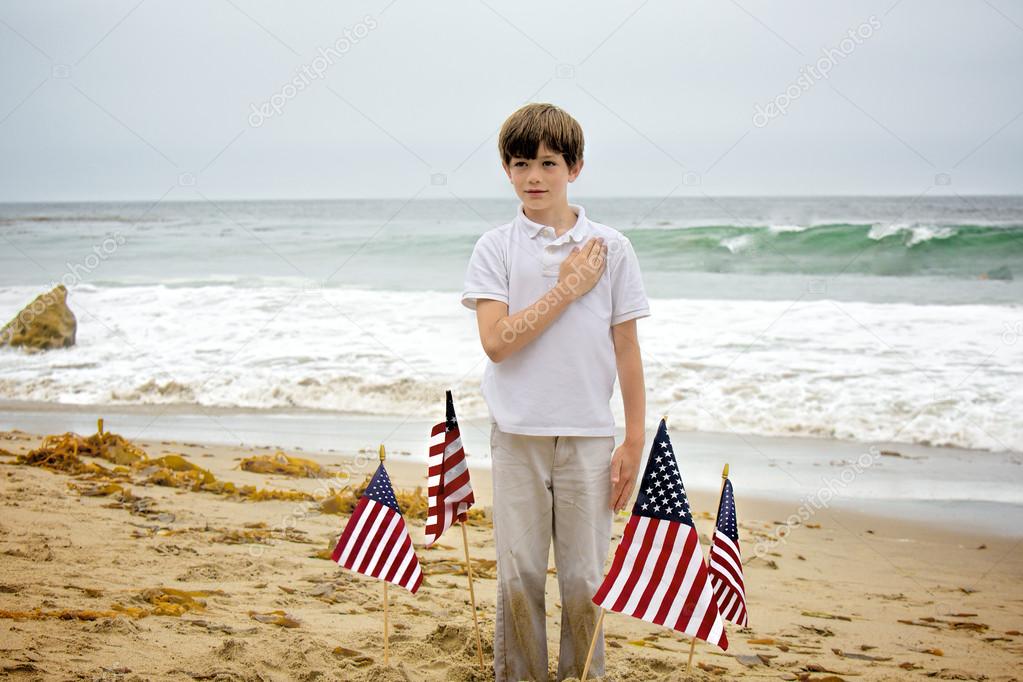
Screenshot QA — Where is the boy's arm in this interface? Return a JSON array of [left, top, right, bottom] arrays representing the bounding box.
[[609, 318, 646, 511], [475, 237, 606, 363]]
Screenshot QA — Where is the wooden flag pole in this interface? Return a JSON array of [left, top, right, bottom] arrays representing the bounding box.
[[583, 416, 670, 681], [460, 521, 485, 669], [685, 462, 729, 676], [580, 607, 605, 682], [379, 444, 390, 666], [383, 582, 390, 666]]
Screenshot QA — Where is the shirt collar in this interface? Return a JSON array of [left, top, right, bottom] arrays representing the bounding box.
[[517, 203, 591, 243]]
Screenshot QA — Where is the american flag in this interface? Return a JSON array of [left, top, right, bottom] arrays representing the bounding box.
[[708, 478, 748, 626], [332, 463, 422, 594], [592, 418, 728, 650], [423, 390, 475, 547]]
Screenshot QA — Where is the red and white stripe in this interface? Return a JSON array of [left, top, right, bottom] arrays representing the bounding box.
[[423, 420, 474, 546], [593, 515, 728, 650], [708, 529, 748, 626], [332, 496, 422, 594]]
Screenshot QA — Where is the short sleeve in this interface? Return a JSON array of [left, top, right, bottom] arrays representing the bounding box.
[[461, 232, 509, 310], [609, 236, 650, 325]]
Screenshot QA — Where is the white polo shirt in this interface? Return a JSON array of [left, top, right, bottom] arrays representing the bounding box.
[[461, 203, 650, 437]]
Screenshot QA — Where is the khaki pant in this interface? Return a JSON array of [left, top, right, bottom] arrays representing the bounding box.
[[490, 422, 615, 682]]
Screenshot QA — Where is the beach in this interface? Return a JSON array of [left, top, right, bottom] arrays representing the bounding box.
[[1, 417, 1021, 682], [2, 0, 1022, 677], [2, 196, 1021, 680]]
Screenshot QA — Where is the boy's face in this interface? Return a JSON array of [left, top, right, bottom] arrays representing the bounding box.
[[503, 142, 583, 211]]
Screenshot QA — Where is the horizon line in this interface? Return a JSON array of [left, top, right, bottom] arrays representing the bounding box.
[[2, 192, 1022, 205]]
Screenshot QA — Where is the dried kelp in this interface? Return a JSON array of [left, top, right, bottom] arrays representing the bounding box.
[[15, 419, 316, 503], [0, 588, 226, 622], [14, 420, 492, 526], [131, 587, 225, 616], [318, 475, 488, 527], [0, 608, 127, 621], [419, 556, 497, 580], [141, 454, 218, 487], [68, 481, 125, 497], [898, 616, 990, 632], [16, 433, 116, 475], [248, 610, 301, 628], [210, 524, 316, 546], [16, 418, 147, 472], [239, 451, 324, 477]]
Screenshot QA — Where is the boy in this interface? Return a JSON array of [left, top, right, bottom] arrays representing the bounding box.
[[460, 103, 650, 681]]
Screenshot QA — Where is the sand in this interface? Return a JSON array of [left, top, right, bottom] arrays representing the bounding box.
[[1, 426, 1021, 682]]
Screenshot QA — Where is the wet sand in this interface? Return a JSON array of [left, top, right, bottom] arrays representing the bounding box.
[[1, 425, 1021, 681]]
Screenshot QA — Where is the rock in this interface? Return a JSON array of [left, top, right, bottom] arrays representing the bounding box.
[[0, 285, 77, 351], [735, 654, 769, 667]]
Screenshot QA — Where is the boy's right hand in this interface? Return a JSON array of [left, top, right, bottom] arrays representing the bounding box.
[[558, 237, 607, 300]]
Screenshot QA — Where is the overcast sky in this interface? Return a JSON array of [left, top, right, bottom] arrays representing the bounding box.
[[1, 0, 1021, 202]]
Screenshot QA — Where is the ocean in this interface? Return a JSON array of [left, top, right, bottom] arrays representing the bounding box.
[[1, 196, 1021, 454]]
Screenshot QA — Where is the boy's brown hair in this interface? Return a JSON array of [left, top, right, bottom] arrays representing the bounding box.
[[498, 103, 584, 171]]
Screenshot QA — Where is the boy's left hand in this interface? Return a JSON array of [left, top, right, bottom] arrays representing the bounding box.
[[609, 440, 644, 511]]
